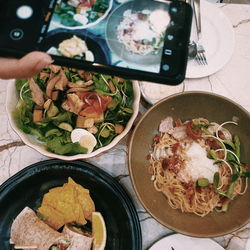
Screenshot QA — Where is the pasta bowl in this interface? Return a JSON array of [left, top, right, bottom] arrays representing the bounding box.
[[128, 91, 250, 237], [106, 0, 170, 65], [6, 71, 140, 161]]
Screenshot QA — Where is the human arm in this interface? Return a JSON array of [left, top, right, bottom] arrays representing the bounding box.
[[0, 51, 53, 79]]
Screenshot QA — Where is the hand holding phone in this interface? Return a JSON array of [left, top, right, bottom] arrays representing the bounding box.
[[0, 51, 52, 79], [0, 0, 192, 85]]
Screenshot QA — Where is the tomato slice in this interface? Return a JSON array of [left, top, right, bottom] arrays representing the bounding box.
[[101, 95, 112, 111], [78, 91, 112, 116], [92, 99, 103, 114], [77, 91, 91, 100], [78, 0, 95, 8], [79, 106, 96, 115]]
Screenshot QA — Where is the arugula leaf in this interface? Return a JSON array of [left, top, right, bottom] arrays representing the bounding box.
[[223, 140, 235, 150], [241, 172, 250, 177], [234, 135, 240, 158]]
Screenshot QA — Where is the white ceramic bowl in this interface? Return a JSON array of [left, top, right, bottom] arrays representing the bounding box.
[[6, 79, 140, 160]]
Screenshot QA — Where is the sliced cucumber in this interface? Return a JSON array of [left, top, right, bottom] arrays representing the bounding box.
[[100, 128, 110, 138], [45, 129, 62, 138], [47, 102, 59, 117], [58, 122, 73, 132]]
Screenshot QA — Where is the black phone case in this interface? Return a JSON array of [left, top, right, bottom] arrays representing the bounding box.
[[0, 0, 192, 85]]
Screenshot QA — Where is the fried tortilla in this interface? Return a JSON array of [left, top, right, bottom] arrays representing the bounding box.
[[37, 177, 95, 230]]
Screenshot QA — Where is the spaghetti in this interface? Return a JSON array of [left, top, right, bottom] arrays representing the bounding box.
[[116, 9, 169, 55], [148, 117, 249, 217]]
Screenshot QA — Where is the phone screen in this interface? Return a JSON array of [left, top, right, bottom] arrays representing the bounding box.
[[0, 0, 192, 84]]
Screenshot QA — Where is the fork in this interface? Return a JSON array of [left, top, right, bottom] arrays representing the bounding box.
[[192, 0, 208, 65]]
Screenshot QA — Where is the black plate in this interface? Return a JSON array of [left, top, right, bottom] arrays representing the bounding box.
[[0, 159, 142, 250], [42, 29, 111, 64]]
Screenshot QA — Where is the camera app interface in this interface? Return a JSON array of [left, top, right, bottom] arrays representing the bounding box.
[[43, 0, 171, 74]]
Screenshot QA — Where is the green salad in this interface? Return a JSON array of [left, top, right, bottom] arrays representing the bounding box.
[[14, 66, 134, 155], [54, 0, 110, 27]]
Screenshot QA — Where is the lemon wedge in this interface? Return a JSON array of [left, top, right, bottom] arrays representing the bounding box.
[[92, 212, 107, 250]]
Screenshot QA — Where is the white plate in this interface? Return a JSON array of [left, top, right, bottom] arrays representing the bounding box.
[[149, 234, 225, 250], [186, 0, 235, 78]]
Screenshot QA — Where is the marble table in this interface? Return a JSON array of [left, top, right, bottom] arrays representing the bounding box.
[[1, 2, 250, 250]]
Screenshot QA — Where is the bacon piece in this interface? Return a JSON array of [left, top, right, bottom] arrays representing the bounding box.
[[186, 121, 202, 140], [218, 130, 226, 140], [153, 135, 161, 143], [216, 150, 225, 159], [205, 137, 221, 150], [162, 155, 182, 174], [175, 119, 183, 127], [172, 143, 179, 154]]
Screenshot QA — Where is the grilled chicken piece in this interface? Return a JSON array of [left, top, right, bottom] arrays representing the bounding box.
[[40, 72, 50, 81], [61, 93, 84, 115], [33, 109, 43, 123], [48, 65, 61, 74], [114, 76, 125, 82], [46, 74, 61, 98], [29, 78, 45, 106], [67, 87, 89, 93], [77, 70, 93, 81], [46, 70, 67, 98], [67, 80, 93, 88], [55, 70, 68, 91], [87, 125, 98, 134]]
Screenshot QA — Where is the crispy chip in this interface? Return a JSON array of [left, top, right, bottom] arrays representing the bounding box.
[[37, 177, 95, 229], [68, 177, 95, 220], [37, 204, 65, 230], [73, 202, 86, 225]]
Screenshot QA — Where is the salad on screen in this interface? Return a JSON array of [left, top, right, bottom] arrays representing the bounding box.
[[53, 0, 111, 27]]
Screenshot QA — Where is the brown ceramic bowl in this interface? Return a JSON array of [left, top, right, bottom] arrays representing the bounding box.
[[128, 91, 250, 237]]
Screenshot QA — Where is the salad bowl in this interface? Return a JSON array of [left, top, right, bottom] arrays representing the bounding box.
[[106, 0, 170, 65], [6, 70, 140, 160]]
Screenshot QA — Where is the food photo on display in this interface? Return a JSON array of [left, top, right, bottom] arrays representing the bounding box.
[[0, 0, 250, 250]]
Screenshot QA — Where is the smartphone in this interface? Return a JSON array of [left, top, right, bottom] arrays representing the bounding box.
[[0, 0, 192, 85]]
